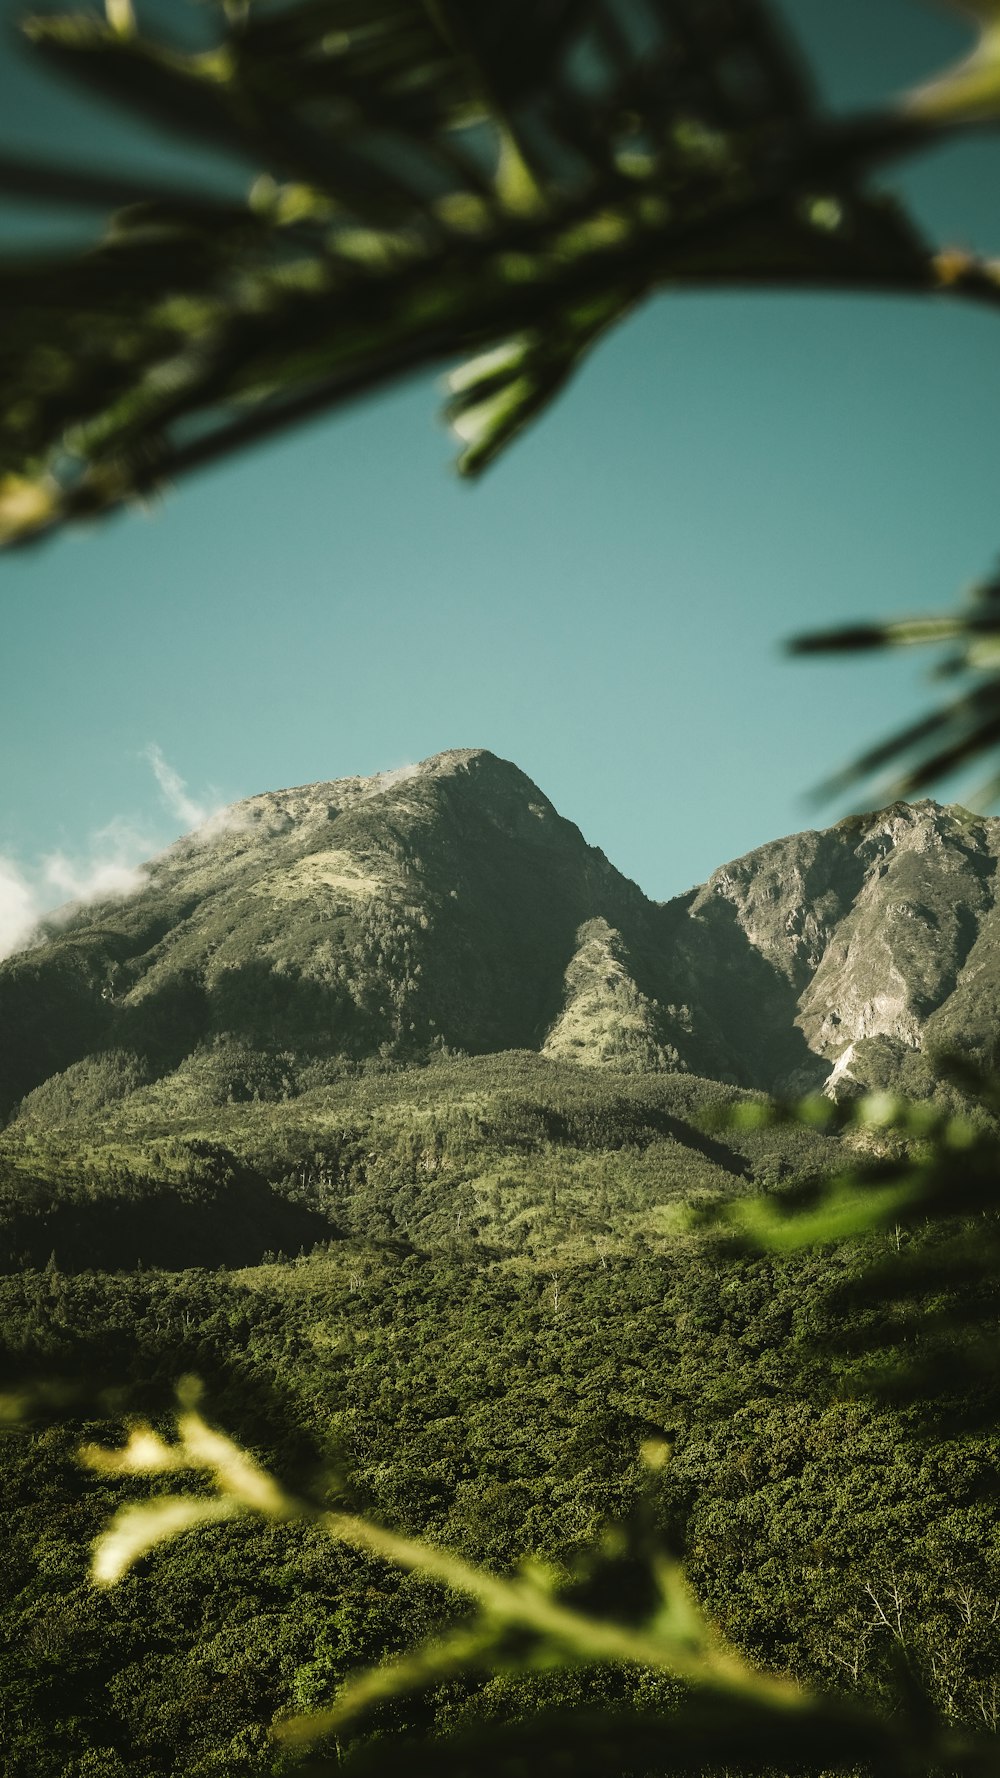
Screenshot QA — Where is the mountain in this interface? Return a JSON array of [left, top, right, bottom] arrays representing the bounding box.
[[7, 765, 1000, 1778], [662, 797, 1000, 1096], [2, 748, 999, 1129]]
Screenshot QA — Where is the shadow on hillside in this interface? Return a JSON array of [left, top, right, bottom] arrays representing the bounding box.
[[656, 892, 828, 1093], [0, 1306, 336, 1491], [539, 1102, 753, 1180], [0, 1170, 335, 1273]]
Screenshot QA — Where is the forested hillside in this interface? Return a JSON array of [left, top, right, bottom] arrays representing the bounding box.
[[5, 1213, 999, 1775], [4, 757, 1000, 1774], [1, 1031, 997, 1774], [4, 753, 1000, 1128], [0, 1052, 846, 1272]]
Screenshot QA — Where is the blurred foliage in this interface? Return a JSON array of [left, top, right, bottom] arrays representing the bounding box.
[[56, 1380, 997, 1776], [713, 1058, 1000, 1434], [0, 0, 993, 551], [2, 4, 1000, 788], [792, 567, 1000, 804]]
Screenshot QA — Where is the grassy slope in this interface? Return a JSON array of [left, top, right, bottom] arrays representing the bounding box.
[[0, 1051, 844, 1270]]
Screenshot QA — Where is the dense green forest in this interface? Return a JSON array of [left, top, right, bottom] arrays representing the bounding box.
[[5, 1229, 1000, 1773], [2, 1048, 999, 1775]]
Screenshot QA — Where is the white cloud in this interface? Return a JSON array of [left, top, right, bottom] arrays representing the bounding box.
[[42, 820, 149, 905], [144, 743, 212, 830], [363, 762, 421, 798], [0, 856, 40, 961], [0, 822, 151, 963], [143, 743, 241, 840], [0, 746, 231, 963]]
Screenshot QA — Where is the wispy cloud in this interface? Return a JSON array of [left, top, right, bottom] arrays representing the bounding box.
[[41, 817, 151, 904], [0, 746, 230, 962], [0, 857, 40, 961], [0, 820, 152, 963], [144, 743, 212, 830]]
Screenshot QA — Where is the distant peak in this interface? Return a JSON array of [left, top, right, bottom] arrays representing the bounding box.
[[419, 747, 495, 770], [832, 797, 977, 837], [367, 747, 549, 800], [198, 749, 546, 845], [413, 747, 533, 779]]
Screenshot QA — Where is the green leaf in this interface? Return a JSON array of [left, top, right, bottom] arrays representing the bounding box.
[[0, 0, 938, 544]]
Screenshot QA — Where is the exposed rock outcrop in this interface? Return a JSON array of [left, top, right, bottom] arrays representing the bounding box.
[[3, 757, 999, 1120]]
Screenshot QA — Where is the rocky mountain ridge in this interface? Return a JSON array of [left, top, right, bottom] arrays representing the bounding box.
[[2, 749, 998, 1122]]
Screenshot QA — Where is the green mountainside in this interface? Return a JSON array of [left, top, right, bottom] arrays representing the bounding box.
[[3, 748, 999, 1133], [0, 1049, 848, 1272], [0, 749, 666, 1119], [3, 753, 1000, 1774], [0, 748, 995, 1275]]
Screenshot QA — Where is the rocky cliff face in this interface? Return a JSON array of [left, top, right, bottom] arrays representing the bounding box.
[[2, 753, 999, 1121], [669, 800, 1000, 1093]]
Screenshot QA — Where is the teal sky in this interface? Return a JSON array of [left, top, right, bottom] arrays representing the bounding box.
[[2, 0, 1000, 940]]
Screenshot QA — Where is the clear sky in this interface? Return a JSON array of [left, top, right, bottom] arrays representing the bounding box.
[[2, 0, 999, 949]]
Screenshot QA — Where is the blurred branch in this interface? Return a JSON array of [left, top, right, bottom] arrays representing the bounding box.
[[790, 571, 1000, 803], [0, 148, 238, 213], [711, 1065, 1000, 1431], [4, 3, 1000, 799], [0, 0, 980, 548], [75, 1376, 1000, 1772]]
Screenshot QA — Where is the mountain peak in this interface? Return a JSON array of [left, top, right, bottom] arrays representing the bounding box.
[[209, 748, 541, 837], [0, 747, 635, 1116], [4, 760, 1000, 1124]]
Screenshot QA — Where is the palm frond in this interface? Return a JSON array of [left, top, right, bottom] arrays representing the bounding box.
[[0, 0, 945, 544], [790, 572, 1000, 802]]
